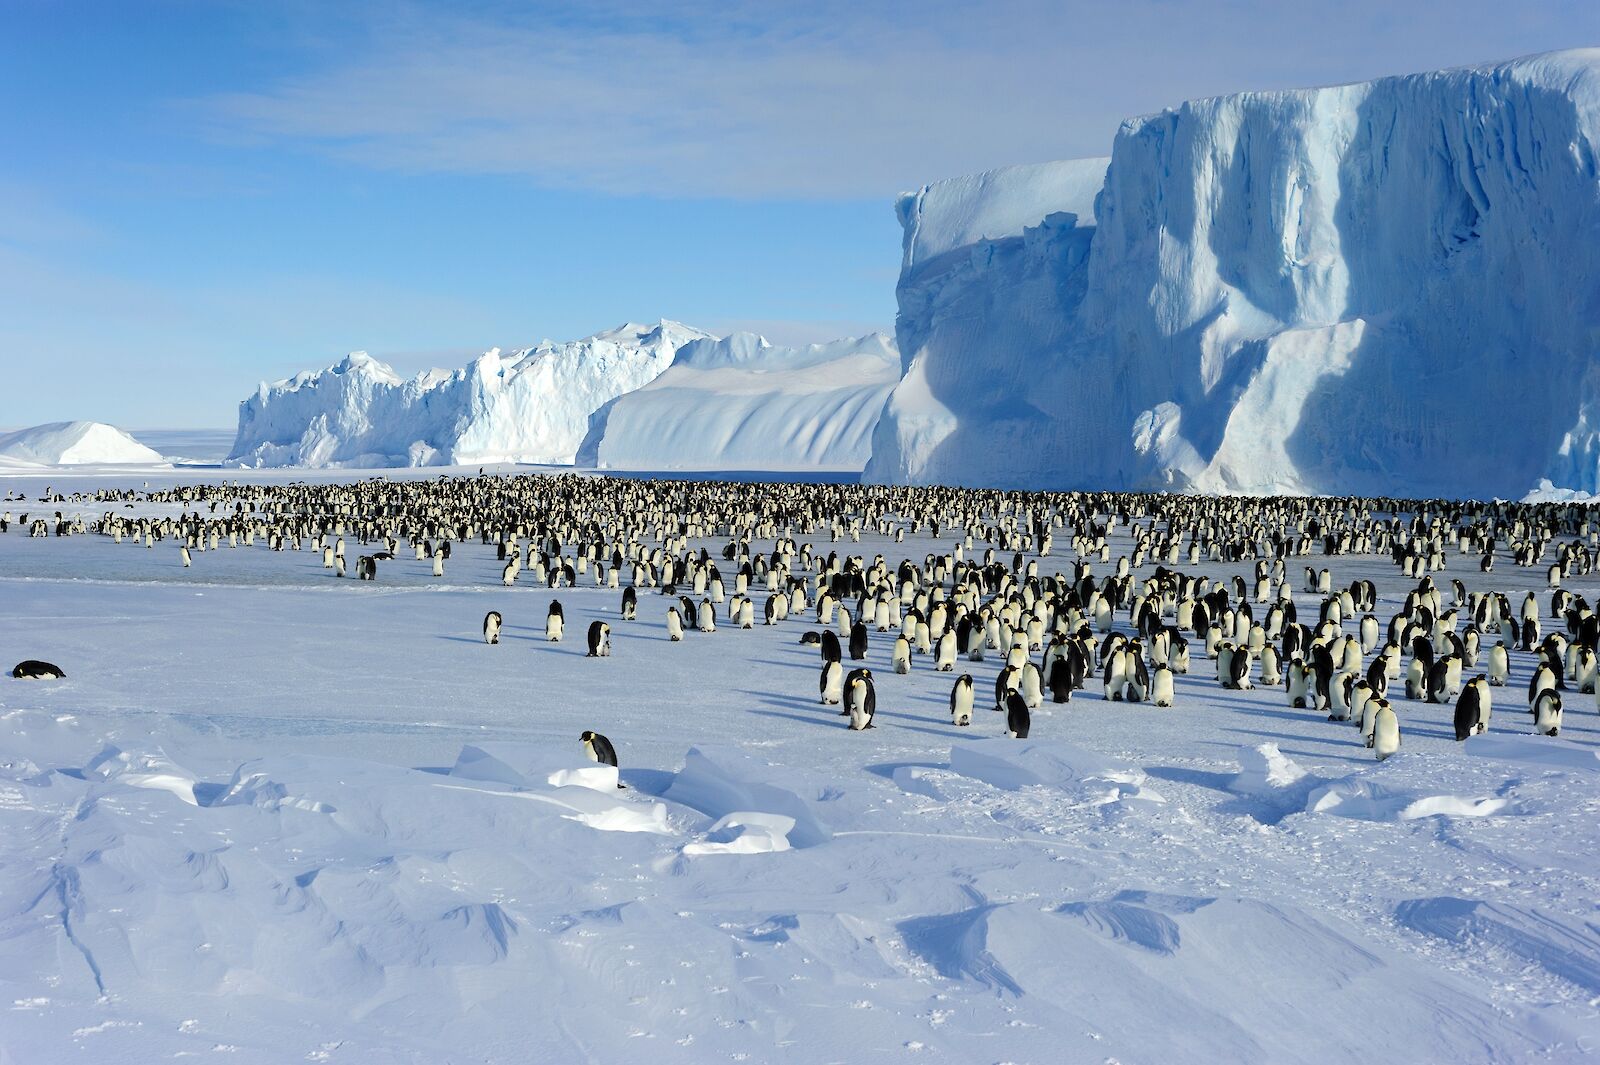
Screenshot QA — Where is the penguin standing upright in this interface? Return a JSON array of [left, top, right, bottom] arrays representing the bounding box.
[[849, 621, 869, 661], [892, 634, 912, 674], [820, 629, 842, 663], [621, 586, 638, 621], [1533, 689, 1563, 736], [1004, 690, 1031, 739], [667, 606, 684, 641], [180, 544, 192, 568], [1486, 641, 1509, 686], [586, 621, 612, 657], [579, 730, 626, 789], [1454, 676, 1491, 740], [1371, 700, 1401, 761], [950, 673, 974, 726], [846, 669, 877, 730], [546, 600, 565, 642], [1151, 663, 1175, 707], [820, 660, 844, 705], [483, 610, 502, 645]]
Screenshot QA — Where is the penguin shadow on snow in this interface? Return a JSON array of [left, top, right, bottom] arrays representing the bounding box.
[[745, 706, 952, 739]]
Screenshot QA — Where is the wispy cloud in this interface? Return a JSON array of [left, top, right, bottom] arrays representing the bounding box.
[[191, 0, 1595, 199]]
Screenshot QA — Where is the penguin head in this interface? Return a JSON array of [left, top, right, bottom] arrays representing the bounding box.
[[579, 730, 596, 743]]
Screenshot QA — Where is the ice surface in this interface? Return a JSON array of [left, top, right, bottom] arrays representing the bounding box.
[[868, 49, 1600, 497]]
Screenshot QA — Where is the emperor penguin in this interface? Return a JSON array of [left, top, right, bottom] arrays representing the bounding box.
[[1004, 690, 1031, 739], [1533, 689, 1563, 736], [1259, 644, 1282, 688], [483, 610, 502, 645], [846, 669, 877, 730], [1486, 641, 1509, 686], [1151, 663, 1175, 707], [621, 586, 638, 621], [934, 630, 958, 672], [698, 598, 717, 633], [950, 673, 975, 726], [1454, 676, 1491, 740], [1019, 660, 1044, 708], [1371, 701, 1401, 761], [579, 730, 627, 788], [821, 629, 842, 663], [1228, 646, 1254, 691], [1216, 642, 1237, 688], [11, 660, 65, 680], [180, 544, 192, 568], [892, 634, 912, 674], [738, 598, 755, 629], [820, 660, 844, 705], [1286, 660, 1311, 709], [586, 621, 611, 657], [546, 600, 565, 642], [667, 606, 685, 641], [849, 621, 869, 661]]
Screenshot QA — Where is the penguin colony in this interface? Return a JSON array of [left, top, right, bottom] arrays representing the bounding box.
[[9, 477, 1600, 766]]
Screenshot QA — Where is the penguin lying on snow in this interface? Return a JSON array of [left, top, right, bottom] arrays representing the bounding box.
[[580, 730, 627, 788], [12, 660, 65, 680]]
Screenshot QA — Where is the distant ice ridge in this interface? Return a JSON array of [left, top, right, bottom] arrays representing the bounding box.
[[0, 421, 166, 467], [868, 49, 1600, 498], [228, 322, 712, 468], [576, 332, 899, 472]]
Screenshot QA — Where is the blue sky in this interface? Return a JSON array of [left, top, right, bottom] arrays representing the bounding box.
[[2, 0, 1595, 428]]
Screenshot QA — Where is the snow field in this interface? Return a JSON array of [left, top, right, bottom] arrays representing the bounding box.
[[0, 474, 1598, 1061]]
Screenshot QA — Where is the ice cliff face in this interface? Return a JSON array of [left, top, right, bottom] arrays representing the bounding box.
[[228, 322, 711, 468], [577, 332, 899, 472], [868, 49, 1600, 498]]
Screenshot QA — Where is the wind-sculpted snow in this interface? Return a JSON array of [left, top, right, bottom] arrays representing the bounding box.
[[228, 322, 711, 468], [869, 49, 1600, 498], [577, 332, 899, 472]]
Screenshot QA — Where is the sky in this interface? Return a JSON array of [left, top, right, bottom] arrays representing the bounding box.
[[2, 0, 1596, 429]]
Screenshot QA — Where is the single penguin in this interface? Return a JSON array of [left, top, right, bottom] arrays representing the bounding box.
[[820, 629, 842, 663], [820, 660, 844, 705], [934, 630, 957, 672], [586, 620, 611, 657], [1371, 701, 1401, 761], [1454, 676, 1491, 740], [483, 610, 502, 645], [11, 659, 65, 680], [950, 673, 974, 726], [846, 669, 877, 730], [667, 606, 684, 641], [546, 600, 565, 642], [1004, 690, 1031, 739], [1533, 689, 1563, 736], [849, 621, 869, 661], [621, 586, 638, 621], [579, 730, 626, 788], [1151, 663, 1175, 707], [892, 634, 912, 675]]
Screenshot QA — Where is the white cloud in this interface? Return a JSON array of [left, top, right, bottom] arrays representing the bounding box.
[[193, 0, 1597, 199]]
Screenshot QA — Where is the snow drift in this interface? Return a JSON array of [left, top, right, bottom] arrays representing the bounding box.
[[228, 322, 711, 468], [0, 422, 165, 467], [576, 332, 899, 471], [868, 49, 1600, 498]]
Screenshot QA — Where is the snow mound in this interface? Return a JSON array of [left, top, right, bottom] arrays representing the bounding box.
[[868, 49, 1600, 498], [1397, 897, 1600, 995], [1306, 777, 1510, 821], [228, 321, 713, 468], [576, 332, 900, 472], [0, 422, 165, 466], [663, 745, 830, 848], [947, 738, 1165, 806]]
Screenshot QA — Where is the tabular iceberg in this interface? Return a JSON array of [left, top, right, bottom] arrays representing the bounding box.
[[576, 332, 899, 472], [228, 322, 711, 468], [867, 49, 1600, 498]]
